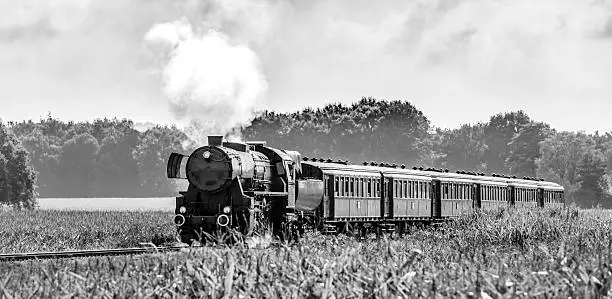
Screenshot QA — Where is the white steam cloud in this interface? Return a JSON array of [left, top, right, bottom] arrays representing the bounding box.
[[145, 18, 267, 143]]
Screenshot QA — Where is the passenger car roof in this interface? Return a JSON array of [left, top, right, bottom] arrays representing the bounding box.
[[301, 161, 564, 190]]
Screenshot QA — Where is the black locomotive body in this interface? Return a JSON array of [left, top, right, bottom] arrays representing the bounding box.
[[167, 136, 565, 242], [167, 136, 322, 242]]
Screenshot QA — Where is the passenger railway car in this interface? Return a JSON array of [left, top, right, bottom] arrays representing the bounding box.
[[167, 136, 565, 242]]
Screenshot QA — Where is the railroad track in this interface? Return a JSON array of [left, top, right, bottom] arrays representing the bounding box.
[[0, 245, 185, 262]]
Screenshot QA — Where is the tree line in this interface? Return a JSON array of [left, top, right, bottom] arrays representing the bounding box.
[[0, 122, 37, 208], [1, 97, 610, 208], [1, 116, 187, 207], [244, 98, 612, 208]]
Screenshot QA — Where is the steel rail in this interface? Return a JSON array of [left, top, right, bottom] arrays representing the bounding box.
[[0, 246, 185, 262]]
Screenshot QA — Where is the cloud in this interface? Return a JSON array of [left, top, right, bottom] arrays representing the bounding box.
[[1, 0, 612, 132], [256, 0, 612, 130]]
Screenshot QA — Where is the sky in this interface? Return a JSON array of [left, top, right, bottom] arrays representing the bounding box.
[[1, 0, 612, 134]]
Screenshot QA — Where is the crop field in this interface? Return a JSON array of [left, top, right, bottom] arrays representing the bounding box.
[[1, 207, 612, 298], [0, 210, 175, 253]]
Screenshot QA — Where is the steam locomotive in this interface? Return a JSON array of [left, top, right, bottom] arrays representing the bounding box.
[[167, 135, 565, 243]]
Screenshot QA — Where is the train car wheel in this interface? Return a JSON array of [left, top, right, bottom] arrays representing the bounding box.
[[398, 223, 405, 238], [360, 225, 368, 240], [343, 222, 355, 237]]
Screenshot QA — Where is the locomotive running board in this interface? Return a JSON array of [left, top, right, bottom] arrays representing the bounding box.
[[250, 191, 289, 197], [167, 152, 188, 179]]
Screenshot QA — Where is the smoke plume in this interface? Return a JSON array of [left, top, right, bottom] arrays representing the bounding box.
[[145, 18, 267, 143]]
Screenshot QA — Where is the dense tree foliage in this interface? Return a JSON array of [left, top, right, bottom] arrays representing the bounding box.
[[574, 149, 609, 207], [135, 126, 188, 197], [535, 132, 612, 207], [8, 116, 187, 199], [505, 121, 552, 177], [4, 98, 612, 208], [434, 124, 488, 172], [244, 98, 431, 166], [0, 121, 37, 208], [482, 111, 532, 174]]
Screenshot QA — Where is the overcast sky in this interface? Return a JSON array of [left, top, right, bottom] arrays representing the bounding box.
[[1, 0, 611, 132]]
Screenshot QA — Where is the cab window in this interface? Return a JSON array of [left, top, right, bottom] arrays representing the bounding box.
[[287, 163, 295, 180]]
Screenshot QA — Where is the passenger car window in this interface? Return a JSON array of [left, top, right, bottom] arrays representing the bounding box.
[[443, 184, 448, 199], [395, 181, 399, 198], [335, 177, 339, 196], [359, 178, 364, 197], [408, 182, 412, 198]]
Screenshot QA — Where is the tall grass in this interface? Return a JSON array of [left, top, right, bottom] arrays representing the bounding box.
[[0, 210, 175, 253], [1, 207, 612, 297]]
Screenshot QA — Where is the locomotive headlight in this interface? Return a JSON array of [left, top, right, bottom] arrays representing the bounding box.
[[179, 206, 187, 214], [203, 151, 211, 159], [222, 206, 231, 214]]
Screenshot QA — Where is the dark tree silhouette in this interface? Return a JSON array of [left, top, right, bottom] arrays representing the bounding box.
[[0, 121, 37, 208], [57, 133, 100, 197], [243, 97, 431, 166], [575, 150, 609, 208], [505, 121, 551, 177], [435, 124, 488, 172], [482, 111, 531, 174], [134, 126, 188, 197]]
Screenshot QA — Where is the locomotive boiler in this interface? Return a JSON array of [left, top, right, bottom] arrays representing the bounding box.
[[166, 136, 323, 243]]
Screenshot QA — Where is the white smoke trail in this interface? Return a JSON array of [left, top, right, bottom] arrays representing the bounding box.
[[145, 18, 267, 144]]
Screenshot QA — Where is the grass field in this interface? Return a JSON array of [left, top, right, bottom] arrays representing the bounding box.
[[1, 207, 612, 297], [0, 210, 175, 253]]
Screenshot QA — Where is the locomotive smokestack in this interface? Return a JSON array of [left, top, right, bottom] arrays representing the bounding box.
[[208, 135, 223, 146]]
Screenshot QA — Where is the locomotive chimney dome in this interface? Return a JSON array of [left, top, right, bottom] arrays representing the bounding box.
[[208, 135, 223, 146]]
